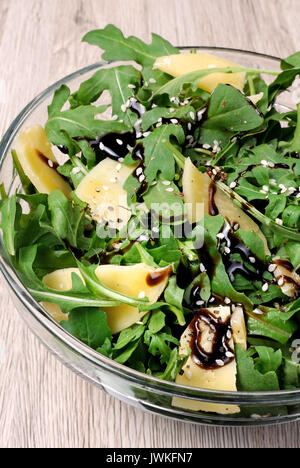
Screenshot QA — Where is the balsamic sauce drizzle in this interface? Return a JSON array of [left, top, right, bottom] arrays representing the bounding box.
[[189, 309, 234, 369]]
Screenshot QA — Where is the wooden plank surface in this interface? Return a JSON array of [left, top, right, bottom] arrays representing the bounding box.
[[0, 0, 299, 448]]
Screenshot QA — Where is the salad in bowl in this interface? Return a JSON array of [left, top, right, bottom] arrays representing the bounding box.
[[1, 25, 300, 416]]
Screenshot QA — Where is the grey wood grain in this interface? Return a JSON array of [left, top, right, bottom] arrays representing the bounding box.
[[0, 0, 299, 448]]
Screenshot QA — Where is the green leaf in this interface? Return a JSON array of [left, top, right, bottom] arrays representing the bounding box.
[[83, 24, 179, 68], [148, 310, 166, 334], [48, 190, 84, 248], [70, 66, 141, 127], [253, 346, 282, 374], [202, 84, 264, 132], [114, 323, 146, 350], [247, 307, 297, 344], [62, 307, 112, 350], [236, 344, 280, 391], [0, 195, 17, 255], [158, 348, 187, 382]]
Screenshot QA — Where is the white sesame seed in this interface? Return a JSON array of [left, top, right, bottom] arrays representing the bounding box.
[[128, 84, 136, 89], [196, 300, 205, 306], [262, 283, 269, 292], [170, 119, 178, 124], [71, 167, 81, 175], [187, 123, 192, 131], [275, 218, 283, 225], [268, 162, 275, 168], [100, 142, 105, 151], [268, 264, 276, 272], [216, 360, 225, 367], [116, 163, 122, 172], [249, 257, 256, 264], [202, 143, 211, 150], [156, 122, 162, 127], [278, 276, 284, 286], [224, 297, 231, 304], [116, 139, 123, 146], [151, 181, 157, 186], [262, 185, 269, 192], [162, 180, 171, 186], [227, 330, 232, 339], [121, 104, 127, 113], [197, 109, 206, 121], [136, 132, 143, 139], [139, 175, 146, 183], [136, 167, 143, 176], [166, 187, 174, 192], [217, 233, 225, 239], [224, 247, 231, 254], [111, 114, 118, 120], [253, 308, 264, 315], [189, 111, 195, 120], [118, 157, 124, 163], [226, 351, 234, 358], [200, 263, 206, 273], [261, 160, 268, 167], [143, 132, 151, 138], [127, 145, 133, 152], [136, 321, 144, 325], [233, 223, 240, 231], [260, 190, 267, 195]]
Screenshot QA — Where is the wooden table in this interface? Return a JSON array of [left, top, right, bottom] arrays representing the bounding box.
[[0, 0, 299, 448]]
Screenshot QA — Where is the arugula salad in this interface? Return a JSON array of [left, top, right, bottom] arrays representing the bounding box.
[[1, 25, 300, 414]]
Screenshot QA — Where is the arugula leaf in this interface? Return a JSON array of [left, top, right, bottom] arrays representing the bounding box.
[[253, 346, 282, 374], [236, 344, 280, 391], [83, 24, 179, 68], [48, 190, 84, 248], [62, 307, 112, 350], [247, 307, 297, 344], [202, 84, 264, 132], [148, 310, 166, 334], [70, 66, 141, 127], [0, 195, 17, 256]]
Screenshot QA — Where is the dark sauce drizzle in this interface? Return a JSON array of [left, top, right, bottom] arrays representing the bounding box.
[[189, 309, 234, 369]]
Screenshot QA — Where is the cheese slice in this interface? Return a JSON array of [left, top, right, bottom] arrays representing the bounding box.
[[15, 125, 72, 198], [42, 264, 171, 334], [182, 158, 270, 255], [173, 305, 247, 415], [75, 157, 136, 230], [153, 53, 246, 93]]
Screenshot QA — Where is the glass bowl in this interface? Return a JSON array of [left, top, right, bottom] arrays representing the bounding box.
[[1, 47, 300, 427]]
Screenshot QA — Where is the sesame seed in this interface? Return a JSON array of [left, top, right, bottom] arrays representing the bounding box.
[[261, 160, 268, 167], [151, 181, 157, 186], [262, 185, 269, 192], [116, 163, 122, 172], [196, 300, 204, 306], [202, 143, 211, 150], [197, 109, 206, 121], [268, 162, 275, 168], [136, 321, 144, 325], [278, 276, 284, 286], [249, 257, 256, 264], [268, 264, 276, 272], [116, 139, 123, 146], [200, 263, 206, 273], [100, 142, 105, 151], [226, 351, 234, 358], [143, 132, 151, 138], [136, 167, 143, 176], [71, 167, 81, 175], [216, 359, 225, 367], [262, 283, 269, 292], [139, 175, 146, 183], [253, 308, 264, 315], [111, 114, 118, 120], [227, 330, 232, 339], [224, 297, 231, 304], [136, 132, 143, 139], [233, 223, 240, 231], [128, 84, 136, 89], [187, 123, 192, 131], [166, 187, 174, 192], [217, 233, 225, 239], [189, 111, 195, 120], [171, 119, 178, 124], [162, 180, 171, 186], [127, 145, 133, 152], [224, 247, 231, 254], [275, 218, 283, 225], [118, 157, 124, 163], [121, 104, 127, 113]]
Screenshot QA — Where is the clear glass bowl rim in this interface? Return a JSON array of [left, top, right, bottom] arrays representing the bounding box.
[[1, 46, 300, 408]]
